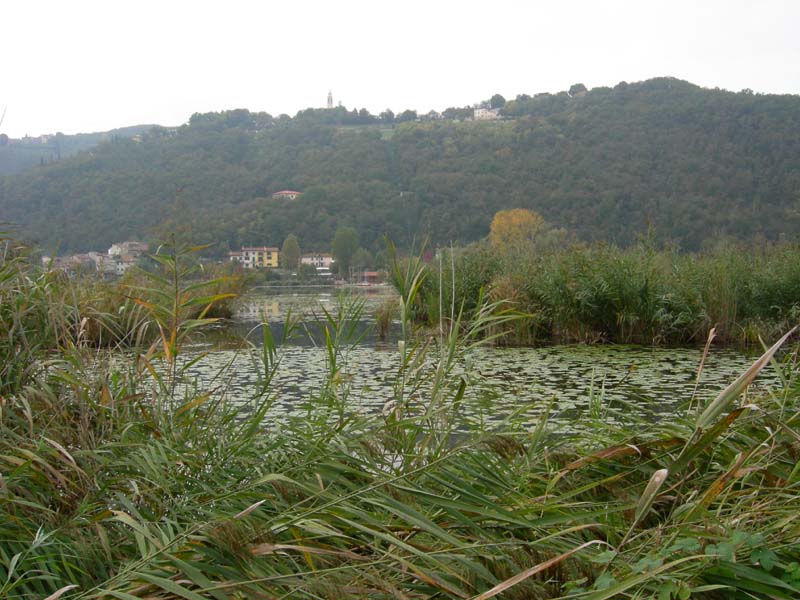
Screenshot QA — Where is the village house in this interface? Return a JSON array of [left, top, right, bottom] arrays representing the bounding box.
[[272, 190, 302, 201], [41, 240, 147, 277], [473, 107, 501, 120], [108, 241, 148, 258], [114, 255, 138, 274], [88, 252, 117, 274], [300, 253, 335, 269], [358, 270, 383, 285], [106, 241, 147, 274], [229, 246, 279, 268]]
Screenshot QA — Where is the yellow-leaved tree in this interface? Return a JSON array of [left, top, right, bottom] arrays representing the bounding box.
[[489, 208, 544, 250]]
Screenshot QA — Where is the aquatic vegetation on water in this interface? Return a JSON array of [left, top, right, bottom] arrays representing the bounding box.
[[1, 238, 800, 599]]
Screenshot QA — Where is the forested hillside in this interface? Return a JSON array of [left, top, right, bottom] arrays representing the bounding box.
[[0, 125, 155, 176], [1, 77, 799, 254]]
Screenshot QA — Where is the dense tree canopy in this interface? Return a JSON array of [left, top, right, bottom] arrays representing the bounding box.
[[0, 125, 154, 176], [2, 77, 800, 254], [331, 226, 359, 275], [489, 94, 506, 108], [280, 233, 301, 270], [489, 209, 545, 250], [568, 83, 587, 96]]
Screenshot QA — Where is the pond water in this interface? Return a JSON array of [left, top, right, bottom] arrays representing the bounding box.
[[181, 288, 782, 430]]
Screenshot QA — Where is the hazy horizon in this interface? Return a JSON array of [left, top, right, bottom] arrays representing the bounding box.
[[4, 0, 800, 138]]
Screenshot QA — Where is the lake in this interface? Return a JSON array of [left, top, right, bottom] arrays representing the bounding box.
[[180, 287, 782, 431]]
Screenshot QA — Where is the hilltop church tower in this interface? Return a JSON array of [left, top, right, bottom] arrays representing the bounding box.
[[327, 91, 333, 109]]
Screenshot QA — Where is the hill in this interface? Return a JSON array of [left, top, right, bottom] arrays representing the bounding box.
[[1, 78, 799, 254], [0, 125, 157, 176]]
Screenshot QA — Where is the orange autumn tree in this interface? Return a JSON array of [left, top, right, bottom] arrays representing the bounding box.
[[489, 208, 545, 250]]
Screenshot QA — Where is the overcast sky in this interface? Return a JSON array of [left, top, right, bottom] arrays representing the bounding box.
[[3, 0, 799, 137]]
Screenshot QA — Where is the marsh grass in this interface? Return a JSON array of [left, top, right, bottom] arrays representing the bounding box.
[[415, 239, 800, 347], [1, 238, 800, 599]]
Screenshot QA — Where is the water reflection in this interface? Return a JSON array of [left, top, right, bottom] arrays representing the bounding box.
[[237, 286, 393, 323], [216, 286, 399, 347]]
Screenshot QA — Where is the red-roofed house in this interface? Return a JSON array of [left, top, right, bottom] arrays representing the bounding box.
[[272, 190, 302, 201]]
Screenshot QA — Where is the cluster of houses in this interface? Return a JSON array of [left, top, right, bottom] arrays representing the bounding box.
[[227, 246, 384, 284], [228, 246, 336, 277], [41, 237, 382, 283], [43, 240, 148, 275], [405, 107, 503, 122]]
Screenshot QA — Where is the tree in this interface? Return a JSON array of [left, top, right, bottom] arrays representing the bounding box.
[[281, 233, 301, 270], [569, 83, 588, 96], [298, 264, 318, 279], [380, 109, 395, 123], [489, 209, 545, 250], [397, 110, 417, 122], [352, 247, 373, 270], [490, 94, 506, 109], [443, 106, 472, 120], [358, 108, 374, 123], [331, 226, 359, 277]]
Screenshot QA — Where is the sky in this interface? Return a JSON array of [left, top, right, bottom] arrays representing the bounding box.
[[3, 0, 800, 137]]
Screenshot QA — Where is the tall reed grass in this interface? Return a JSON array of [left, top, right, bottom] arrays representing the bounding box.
[[1, 237, 799, 599], [412, 239, 800, 346]]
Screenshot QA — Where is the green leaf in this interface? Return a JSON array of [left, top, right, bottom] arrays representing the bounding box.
[[134, 572, 208, 600], [705, 542, 735, 562], [668, 538, 701, 554], [590, 550, 617, 565], [696, 327, 796, 429], [593, 572, 617, 590], [632, 554, 664, 574], [751, 547, 777, 572], [657, 582, 677, 600]]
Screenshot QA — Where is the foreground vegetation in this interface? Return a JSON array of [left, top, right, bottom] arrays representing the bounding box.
[[2, 237, 800, 599], [407, 237, 800, 347]]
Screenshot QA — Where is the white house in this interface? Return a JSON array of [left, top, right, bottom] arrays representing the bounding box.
[[108, 241, 148, 258], [301, 253, 335, 269], [473, 107, 501, 121]]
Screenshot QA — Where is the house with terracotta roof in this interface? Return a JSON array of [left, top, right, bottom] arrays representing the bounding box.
[[272, 190, 302, 201]]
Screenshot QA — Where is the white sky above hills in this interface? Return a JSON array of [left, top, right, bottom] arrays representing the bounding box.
[[3, 0, 799, 137]]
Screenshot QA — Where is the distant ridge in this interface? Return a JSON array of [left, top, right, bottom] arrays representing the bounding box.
[[1, 77, 799, 253], [0, 125, 158, 176]]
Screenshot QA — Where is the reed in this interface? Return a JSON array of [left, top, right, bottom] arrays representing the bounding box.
[[411, 239, 800, 347], [1, 237, 799, 599]]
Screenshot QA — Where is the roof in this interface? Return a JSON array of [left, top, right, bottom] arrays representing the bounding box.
[[240, 246, 279, 252], [272, 190, 301, 195]]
